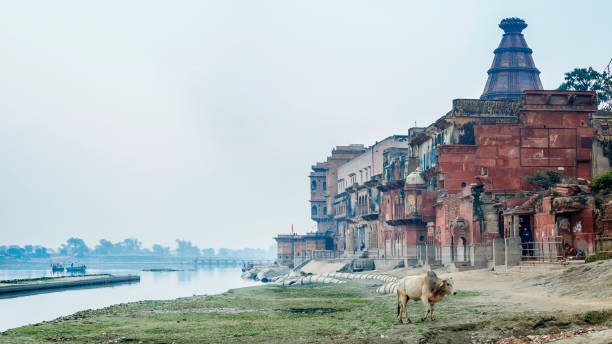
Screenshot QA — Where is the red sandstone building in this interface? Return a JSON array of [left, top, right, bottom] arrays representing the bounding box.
[[275, 18, 611, 268]]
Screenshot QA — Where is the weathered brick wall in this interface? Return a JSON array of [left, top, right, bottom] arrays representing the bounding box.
[[436, 145, 478, 192], [294, 240, 306, 258], [422, 191, 437, 221]]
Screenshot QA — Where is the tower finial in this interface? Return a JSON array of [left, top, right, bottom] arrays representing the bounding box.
[[499, 17, 527, 34], [480, 17, 542, 100]]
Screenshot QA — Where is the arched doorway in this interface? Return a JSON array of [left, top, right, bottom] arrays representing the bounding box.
[[451, 218, 469, 263], [457, 237, 467, 262]]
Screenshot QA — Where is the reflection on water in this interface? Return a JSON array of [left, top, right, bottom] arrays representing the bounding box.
[[0, 264, 260, 332], [177, 270, 194, 284]]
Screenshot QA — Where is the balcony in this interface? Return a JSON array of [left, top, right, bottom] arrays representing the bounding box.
[[311, 213, 332, 221], [377, 179, 404, 191], [360, 210, 379, 221], [385, 211, 423, 226], [350, 205, 379, 221], [334, 212, 347, 220]]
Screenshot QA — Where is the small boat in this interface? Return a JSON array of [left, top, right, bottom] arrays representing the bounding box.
[[66, 265, 86, 273], [241, 262, 254, 272], [51, 263, 65, 272]]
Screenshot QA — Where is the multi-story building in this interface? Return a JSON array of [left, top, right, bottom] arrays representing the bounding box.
[[275, 145, 364, 267], [275, 17, 610, 268], [335, 136, 409, 254], [309, 145, 366, 234]]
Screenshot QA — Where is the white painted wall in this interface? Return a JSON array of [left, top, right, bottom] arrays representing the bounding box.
[[337, 136, 409, 193]]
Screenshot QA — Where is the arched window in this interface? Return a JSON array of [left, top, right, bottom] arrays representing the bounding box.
[[311, 180, 317, 190], [312, 206, 317, 216], [322, 181, 327, 191]]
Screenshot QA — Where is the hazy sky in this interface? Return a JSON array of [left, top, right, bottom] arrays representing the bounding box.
[[1, 1, 610, 250]]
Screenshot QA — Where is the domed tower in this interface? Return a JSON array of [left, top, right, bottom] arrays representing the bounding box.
[[480, 18, 543, 100], [405, 168, 425, 186], [404, 168, 426, 218]]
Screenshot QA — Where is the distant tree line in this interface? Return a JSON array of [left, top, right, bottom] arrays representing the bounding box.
[[0, 245, 51, 259], [0, 237, 276, 260]]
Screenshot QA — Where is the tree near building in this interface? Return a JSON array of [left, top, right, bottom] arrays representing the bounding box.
[[525, 170, 562, 190], [593, 169, 612, 195], [558, 59, 612, 110]]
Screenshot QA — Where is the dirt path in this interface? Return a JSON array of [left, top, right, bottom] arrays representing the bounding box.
[[452, 269, 611, 313], [384, 261, 612, 314], [375, 262, 612, 343]]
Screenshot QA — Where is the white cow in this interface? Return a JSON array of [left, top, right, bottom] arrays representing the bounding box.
[[396, 271, 455, 323]]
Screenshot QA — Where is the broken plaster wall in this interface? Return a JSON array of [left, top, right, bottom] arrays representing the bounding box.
[[592, 137, 612, 178], [591, 112, 611, 178]]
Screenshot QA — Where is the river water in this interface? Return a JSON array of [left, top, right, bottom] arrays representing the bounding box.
[[0, 259, 260, 332]]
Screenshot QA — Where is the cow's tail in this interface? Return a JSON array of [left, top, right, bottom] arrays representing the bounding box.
[[396, 290, 400, 317]]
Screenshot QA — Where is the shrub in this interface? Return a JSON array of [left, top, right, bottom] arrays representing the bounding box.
[[593, 169, 612, 194], [525, 170, 562, 190]]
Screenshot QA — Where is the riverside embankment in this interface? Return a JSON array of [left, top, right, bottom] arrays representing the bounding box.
[[2, 260, 611, 343], [0, 275, 140, 297]]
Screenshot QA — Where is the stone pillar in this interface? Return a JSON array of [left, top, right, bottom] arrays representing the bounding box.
[[493, 238, 505, 267], [512, 215, 520, 237], [441, 246, 452, 265], [469, 245, 475, 266]]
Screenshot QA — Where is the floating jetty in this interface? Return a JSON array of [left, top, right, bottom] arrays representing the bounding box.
[[0, 275, 140, 297]]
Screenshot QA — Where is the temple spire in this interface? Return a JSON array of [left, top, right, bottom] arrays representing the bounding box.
[[480, 18, 543, 100]]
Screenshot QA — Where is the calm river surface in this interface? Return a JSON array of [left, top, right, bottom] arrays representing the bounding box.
[[0, 259, 260, 331]]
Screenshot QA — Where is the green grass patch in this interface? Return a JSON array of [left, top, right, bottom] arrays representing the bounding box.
[[454, 290, 479, 298], [585, 252, 612, 263]]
